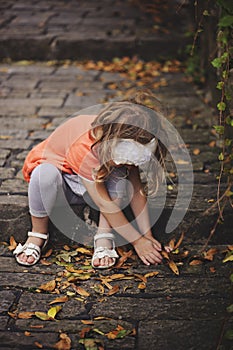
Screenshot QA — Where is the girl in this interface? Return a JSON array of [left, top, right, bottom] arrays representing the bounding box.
[[13, 91, 170, 268]]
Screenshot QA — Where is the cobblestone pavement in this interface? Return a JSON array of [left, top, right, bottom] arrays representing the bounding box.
[[0, 1, 232, 350]]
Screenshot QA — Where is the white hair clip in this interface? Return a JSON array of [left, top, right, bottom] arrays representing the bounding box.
[[112, 138, 157, 166]]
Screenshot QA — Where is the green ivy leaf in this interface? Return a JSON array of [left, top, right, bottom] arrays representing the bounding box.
[[218, 152, 224, 161], [217, 101, 226, 111], [211, 57, 222, 68], [213, 125, 225, 134], [219, 15, 233, 27], [216, 81, 224, 90]]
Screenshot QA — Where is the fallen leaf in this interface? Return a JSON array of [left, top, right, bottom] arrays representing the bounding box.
[[49, 296, 68, 305], [189, 259, 203, 266], [209, 267, 216, 273], [168, 260, 179, 275], [193, 148, 200, 155], [42, 248, 53, 258], [223, 253, 233, 263], [63, 245, 70, 251], [79, 338, 103, 349], [34, 312, 51, 321], [24, 331, 31, 336], [144, 271, 159, 278], [47, 305, 62, 319], [39, 280, 56, 292], [134, 274, 147, 283], [76, 247, 93, 255], [72, 284, 90, 297], [138, 282, 146, 290], [34, 341, 43, 348], [79, 327, 91, 339], [109, 273, 126, 280], [81, 320, 94, 325], [18, 312, 35, 319], [174, 232, 185, 250], [8, 311, 17, 319], [30, 325, 44, 329], [8, 236, 17, 251], [54, 333, 71, 350], [40, 259, 52, 266], [203, 248, 218, 261], [107, 285, 119, 296]]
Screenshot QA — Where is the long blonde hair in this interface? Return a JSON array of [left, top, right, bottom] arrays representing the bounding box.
[[91, 90, 168, 196]]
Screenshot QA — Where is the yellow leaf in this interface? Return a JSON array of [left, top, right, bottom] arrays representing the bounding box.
[[223, 254, 233, 263], [168, 260, 179, 275], [49, 296, 68, 305], [18, 312, 35, 319], [47, 305, 62, 319], [39, 280, 56, 292], [76, 247, 92, 255], [34, 312, 51, 321]]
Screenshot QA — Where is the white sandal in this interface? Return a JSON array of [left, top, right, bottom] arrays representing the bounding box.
[[91, 233, 119, 269], [13, 231, 49, 266]]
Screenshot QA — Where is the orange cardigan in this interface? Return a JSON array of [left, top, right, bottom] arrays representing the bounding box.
[[22, 114, 99, 182]]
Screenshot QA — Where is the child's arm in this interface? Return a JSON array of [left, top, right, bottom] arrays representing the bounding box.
[[82, 177, 163, 265]]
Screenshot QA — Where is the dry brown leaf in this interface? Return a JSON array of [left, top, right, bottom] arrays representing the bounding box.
[[168, 260, 179, 275], [54, 333, 71, 350], [174, 232, 185, 250], [42, 248, 53, 258], [49, 296, 68, 305], [8, 312, 17, 319], [24, 331, 31, 337], [168, 238, 176, 250], [79, 327, 91, 339], [40, 259, 52, 266], [18, 312, 35, 319], [8, 236, 17, 251], [203, 248, 218, 261], [209, 267, 216, 273], [39, 279, 56, 292], [34, 341, 43, 349], [72, 284, 90, 297], [144, 271, 159, 278], [101, 279, 113, 290], [227, 245, 233, 251], [134, 274, 147, 283], [63, 245, 70, 251], [189, 259, 203, 266], [138, 282, 146, 290], [193, 148, 201, 155], [109, 273, 126, 280], [161, 250, 170, 260], [30, 325, 44, 329], [81, 320, 94, 325], [108, 285, 119, 296]]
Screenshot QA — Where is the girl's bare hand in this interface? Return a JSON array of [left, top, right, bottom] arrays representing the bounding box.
[[132, 236, 163, 266]]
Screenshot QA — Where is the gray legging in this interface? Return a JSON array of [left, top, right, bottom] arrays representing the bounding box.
[[28, 163, 129, 217]]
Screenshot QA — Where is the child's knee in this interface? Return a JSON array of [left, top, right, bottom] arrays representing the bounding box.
[[31, 163, 62, 189]]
